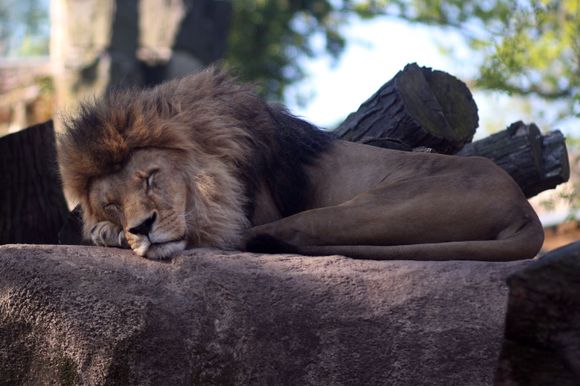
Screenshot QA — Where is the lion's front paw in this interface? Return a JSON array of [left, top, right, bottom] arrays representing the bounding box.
[[125, 235, 151, 257], [90, 221, 128, 248]]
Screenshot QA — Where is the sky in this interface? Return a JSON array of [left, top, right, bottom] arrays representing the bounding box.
[[286, 16, 578, 139]]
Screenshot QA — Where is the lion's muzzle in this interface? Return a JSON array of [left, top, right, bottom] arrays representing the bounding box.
[[127, 212, 157, 237], [125, 211, 187, 259]]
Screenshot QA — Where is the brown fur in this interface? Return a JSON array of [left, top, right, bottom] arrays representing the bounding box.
[[59, 69, 258, 252], [58, 67, 330, 258], [58, 67, 544, 261]]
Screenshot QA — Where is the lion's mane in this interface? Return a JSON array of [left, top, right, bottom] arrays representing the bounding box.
[[58, 67, 333, 247]]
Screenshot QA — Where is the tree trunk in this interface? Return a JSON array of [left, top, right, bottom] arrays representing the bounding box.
[[458, 122, 569, 198], [0, 121, 69, 244], [494, 241, 580, 386], [334, 62, 479, 154], [50, 0, 231, 125]]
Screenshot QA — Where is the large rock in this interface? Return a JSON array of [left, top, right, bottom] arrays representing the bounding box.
[[0, 245, 529, 385], [495, 241, 580, 385]]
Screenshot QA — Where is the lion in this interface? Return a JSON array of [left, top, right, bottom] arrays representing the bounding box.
[[57, 67, 544, 261]]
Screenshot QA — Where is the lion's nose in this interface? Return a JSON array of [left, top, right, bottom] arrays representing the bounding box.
[[128, 212, 157, 236]]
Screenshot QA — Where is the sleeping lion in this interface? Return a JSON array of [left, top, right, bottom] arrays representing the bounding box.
[[58, 67, 544, 261]]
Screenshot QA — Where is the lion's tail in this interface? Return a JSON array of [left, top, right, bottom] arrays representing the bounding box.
[[294, 219, 545, 261]]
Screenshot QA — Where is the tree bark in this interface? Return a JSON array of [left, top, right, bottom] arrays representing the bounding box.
[[334, 62, 479, 154], [538, 129, 570, 195], [50, 0, 231, 125], [0, 121, 69, 244], [458, 122, 569, 198], [494, 241, 580, 385]]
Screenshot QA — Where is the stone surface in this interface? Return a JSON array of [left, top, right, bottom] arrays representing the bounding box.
[[0, 245, 529, 385], [495, 241, 580, 385]]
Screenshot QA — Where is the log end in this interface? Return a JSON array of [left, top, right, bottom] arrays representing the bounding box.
[[396, 63, 478, 153], [335, 63, 479, 154]]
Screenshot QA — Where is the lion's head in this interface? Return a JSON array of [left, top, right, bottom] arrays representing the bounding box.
[[87, 148, 189, 258], [58, 67, 332, 259], [57, 68, 262, 259]]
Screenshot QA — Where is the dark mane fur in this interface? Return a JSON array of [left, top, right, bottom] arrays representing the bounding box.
[[259, 105, 333, 217]]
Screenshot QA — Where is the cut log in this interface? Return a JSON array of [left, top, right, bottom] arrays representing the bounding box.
[[539, 130, 570, 194], [457, 121, 570, 198], [494, 241, 580, 385], [0, 121, 69, 244], [334, 62, 478, 154]]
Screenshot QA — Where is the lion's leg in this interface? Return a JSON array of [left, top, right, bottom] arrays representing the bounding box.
[[248, 183, 501, 246], [245, 174, 543, 261]]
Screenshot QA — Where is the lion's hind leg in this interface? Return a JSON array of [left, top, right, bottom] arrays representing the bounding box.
[[246, 220, 543, 261], [244, 172, 544, 261], [290, 230, 543, 261]]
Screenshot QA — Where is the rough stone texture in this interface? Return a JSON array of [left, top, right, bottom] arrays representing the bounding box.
[[495, 241, 580, 385], [0, 245, 530, 385]]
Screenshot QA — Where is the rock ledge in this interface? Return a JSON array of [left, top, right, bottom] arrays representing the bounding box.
[[0, 245, 529, 385]]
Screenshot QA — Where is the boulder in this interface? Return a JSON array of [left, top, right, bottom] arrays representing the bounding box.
[[0, 245, 529, 385], [495, 241, 580, 385]]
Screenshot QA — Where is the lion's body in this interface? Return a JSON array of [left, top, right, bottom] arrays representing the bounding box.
[[58, 68, 544, 261], [248, 139, 544, 260]]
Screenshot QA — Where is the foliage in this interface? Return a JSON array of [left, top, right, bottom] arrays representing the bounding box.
[[0, 0, 49, 56], [226, 1, 353, 100], [228, 0, 578, 116], [383, 0, 579, 120], [537, 151, 580, 222]]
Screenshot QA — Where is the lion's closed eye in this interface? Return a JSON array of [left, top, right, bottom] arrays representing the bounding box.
[[145, 169, 159, 192]]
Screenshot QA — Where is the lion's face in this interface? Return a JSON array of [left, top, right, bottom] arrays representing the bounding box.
[[59, 68, 267, 259], [88, 148, 189, 259]]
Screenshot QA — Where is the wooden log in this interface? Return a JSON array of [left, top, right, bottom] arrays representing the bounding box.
[[0, 121, 69, 244], [334, 63, 478, 154], [539, 130, 570, 195], [494, 241, 580, 385], [457, 121, 569, 198]]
